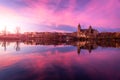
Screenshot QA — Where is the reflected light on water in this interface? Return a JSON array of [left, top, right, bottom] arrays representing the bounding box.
[[0, 40, 120, 80]]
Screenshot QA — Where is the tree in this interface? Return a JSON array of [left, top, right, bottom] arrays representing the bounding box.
[[16, 27, 20, 36]]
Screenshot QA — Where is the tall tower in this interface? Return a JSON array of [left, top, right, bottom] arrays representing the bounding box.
[[78, 24, 81, 32], [89, 25, 92, 33], [77, 24, 81, 38]]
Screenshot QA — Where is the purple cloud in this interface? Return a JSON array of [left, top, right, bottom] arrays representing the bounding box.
[[0, 0, 119, 32]]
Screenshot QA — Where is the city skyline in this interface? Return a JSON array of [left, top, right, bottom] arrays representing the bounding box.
[[0, 0, 120, 33]]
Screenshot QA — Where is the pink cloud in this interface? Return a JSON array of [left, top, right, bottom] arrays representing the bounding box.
[[19, 0, 119, 28], [0, 0, 119, 32]]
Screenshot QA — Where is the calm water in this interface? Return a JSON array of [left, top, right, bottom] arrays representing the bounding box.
[[0, 40, 120, 80]]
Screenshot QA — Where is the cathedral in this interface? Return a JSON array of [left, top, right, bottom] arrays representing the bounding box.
[[77, 24, 99, 38]]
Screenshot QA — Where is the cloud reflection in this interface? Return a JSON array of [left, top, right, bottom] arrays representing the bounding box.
[[0, 47, 120, 80]]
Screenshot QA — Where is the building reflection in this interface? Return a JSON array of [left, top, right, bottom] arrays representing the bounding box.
[[75, 41, 98, 54], [0, 39, 120, 54]]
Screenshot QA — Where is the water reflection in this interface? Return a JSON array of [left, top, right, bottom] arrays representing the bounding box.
[[0, 39, 120, 80], [0, 40, 20, 51], [0, 39, 120, 54]]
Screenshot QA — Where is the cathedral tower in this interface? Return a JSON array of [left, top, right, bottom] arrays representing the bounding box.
[[77, 24, 81, 38], [78, 24, 81, 33], [89, 25, 92, 33]]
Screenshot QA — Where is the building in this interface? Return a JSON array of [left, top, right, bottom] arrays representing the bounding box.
[[77, 24, 99, 38]]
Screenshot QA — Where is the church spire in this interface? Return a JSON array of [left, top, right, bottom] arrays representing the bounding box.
[[89, 25, 92, 29], [89, 25, 92, 33], [78, 23, 81, 32]]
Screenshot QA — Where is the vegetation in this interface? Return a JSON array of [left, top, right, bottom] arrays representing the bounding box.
[[97, 32, 120, 39]]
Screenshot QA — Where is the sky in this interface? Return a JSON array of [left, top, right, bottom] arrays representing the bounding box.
[[0, 0, 120, 33]]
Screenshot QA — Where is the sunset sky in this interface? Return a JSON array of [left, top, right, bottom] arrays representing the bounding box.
[[0, 0, 120, 33]]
